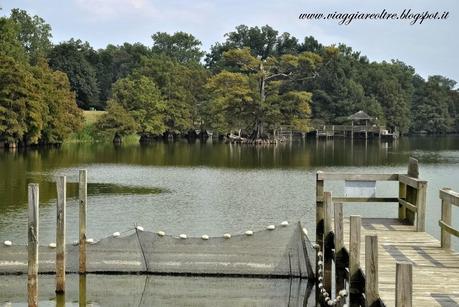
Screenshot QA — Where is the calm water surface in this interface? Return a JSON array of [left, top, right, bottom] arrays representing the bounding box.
[[1, 137, 459, 249]]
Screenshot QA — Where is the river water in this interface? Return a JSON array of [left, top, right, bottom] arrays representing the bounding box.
[[1, 137, 459, 248]]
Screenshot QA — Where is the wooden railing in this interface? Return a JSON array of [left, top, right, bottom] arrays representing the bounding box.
[[315, 158, 427, 306], [439, 188, 459, 249]]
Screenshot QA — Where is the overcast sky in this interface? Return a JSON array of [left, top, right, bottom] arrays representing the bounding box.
[[1, 0, 458, 83]]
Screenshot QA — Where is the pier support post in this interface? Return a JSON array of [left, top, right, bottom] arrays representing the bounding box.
[[365, 235, 379, 307], [56, 176, 66, 293], [349, 215, 361, 300], [323, 192, 333, 294], [396, 262, 412, 307], [79, 169, 87, 274], [334, 203, 346, 295], [28, 183, 39, 307]]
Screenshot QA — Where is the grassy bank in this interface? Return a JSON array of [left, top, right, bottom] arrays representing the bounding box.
[[66, 110, 139, 144]]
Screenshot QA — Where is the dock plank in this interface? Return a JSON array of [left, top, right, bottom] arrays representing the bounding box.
[[343, 218, 459, 307]]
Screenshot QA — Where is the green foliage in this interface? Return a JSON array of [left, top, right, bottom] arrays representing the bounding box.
[[48, 39, 100, 109], [109, 75, 167, 137], [0, 17, 27, 62], [151, 31, 204, 64], [9, 9, 52, 64], [95, 100, 137, 137]]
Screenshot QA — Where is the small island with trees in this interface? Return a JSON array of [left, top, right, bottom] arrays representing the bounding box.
[[1, 9, 458, 147]]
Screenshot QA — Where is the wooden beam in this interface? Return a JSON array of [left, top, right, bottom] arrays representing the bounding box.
[[398, 182, 407, 220], [56, 176, 66, 293], [439, 188, 459, 206], [79, 169, 87, 274], [332, 197, 399, 203], [324, 192, 333, 236], [398, 175, 426, 189], [316, 173, 398, 181], [28, 183, 39, 307], [398, 198, 417, 212], [395, 262, 412, 307], [416, 181, 427, 232], [365, 235, 379, 307], [334, 203, 344, 253], [440, 189, 453, 249], [349, 215, 361, 294], [439, 220, 459, 238]]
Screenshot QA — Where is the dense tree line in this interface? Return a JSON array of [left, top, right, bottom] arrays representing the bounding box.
[[0, 9, 83, 147], [1, 9, 458, 146]]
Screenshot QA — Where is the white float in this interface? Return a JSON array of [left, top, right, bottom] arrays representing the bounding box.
[[179, 234, 187, 239], [245, 230, 253, 236], [48, 242, 56, 248], [266, 225, 275, 230], [281, 221, 289, 226], [86, 238, 95, 244], [3, 240, 12, 247], [157, 231, 165, 237], [201, 235, 209, 240], [136, 226, 144, 232], [223, 233, 231, 239], [112, 232, 120, 238]]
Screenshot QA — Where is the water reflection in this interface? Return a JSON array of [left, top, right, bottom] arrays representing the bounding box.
[[0, 275, 315, 306]]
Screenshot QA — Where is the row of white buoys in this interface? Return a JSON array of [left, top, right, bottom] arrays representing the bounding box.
[[317, 248, 348, 306], [106, 220, 290, 241], [3, 240, 12, 246]]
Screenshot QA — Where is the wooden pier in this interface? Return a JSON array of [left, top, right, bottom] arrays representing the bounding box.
[[316, 158, 459, 306]]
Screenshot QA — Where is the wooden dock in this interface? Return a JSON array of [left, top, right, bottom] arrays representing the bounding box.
[[343, 217, 459, 306], [316, 157, 459, 307]]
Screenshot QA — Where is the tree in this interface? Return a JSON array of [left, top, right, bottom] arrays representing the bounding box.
[[0, 16, 27, 63], [108, 75, 167, 139], [206, 47, 318, 138], [135, 55, 208, 134], [152, 31, 204, 64], [48, 39, 100, 109], [9, 9, 52, 64], [95, 100, 137, 141]]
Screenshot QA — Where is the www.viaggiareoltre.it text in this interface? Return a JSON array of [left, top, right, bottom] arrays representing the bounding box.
[[299, 9, 450, 25]]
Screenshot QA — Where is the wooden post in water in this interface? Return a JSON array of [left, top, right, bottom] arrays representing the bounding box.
[[440, 188, 452, 249], [315, 171, 324, 304], [349, 215, 361, 298], [365, 235, 379, 307], [79, 170, 87, 274], [395, 262, 412, 307], [323, 191, 333, 294], [334, 203, 345, 296], [56, 176, 66, 293], [28, 183, 39, 307]]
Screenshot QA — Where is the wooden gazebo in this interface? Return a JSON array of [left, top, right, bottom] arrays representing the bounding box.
[[348, 110, 373, 126]]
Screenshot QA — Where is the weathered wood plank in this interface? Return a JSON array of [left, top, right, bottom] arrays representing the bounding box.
[[416, 181, 427, 232], [398, 175, 426, 189], [317, 173, 399, 181], [79, 169, 87, 274], [28, 183, 39, 307], [332, 197, 399, 203], [439, 188, 459, 206], [365, 235, 379, 307], [396, 262, 412, 307], [56, 176, 66, 293], [398, 198, 417, 212], [349, 215, 361, 296]]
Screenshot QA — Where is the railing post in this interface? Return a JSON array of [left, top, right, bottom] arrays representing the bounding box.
[[56, 176, 66, 293], [79, 170, 87, 274], [28, 183, 39, 307], [398, 181, 407, 221], [440, 188, 452, 249], [405, 158, 419, 226], [415, 181, 427, 232], [396, 262, 412, 307], [323, 191, 333, 294], [365, 235, 379, 307], [316, 170, 324, 251], [334, 203, 345, 296], [349, 215, 361, 300]]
